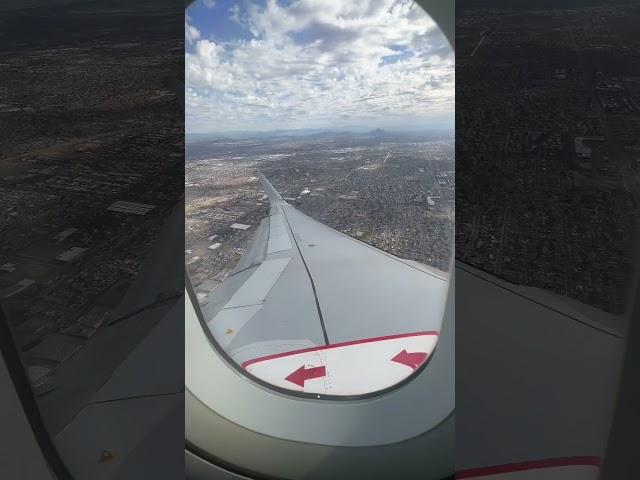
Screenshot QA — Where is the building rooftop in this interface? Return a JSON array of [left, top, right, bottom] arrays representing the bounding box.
[[230, 223, 251, 230]]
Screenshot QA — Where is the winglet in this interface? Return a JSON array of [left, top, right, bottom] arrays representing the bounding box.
[[258, 172, 286, 206]]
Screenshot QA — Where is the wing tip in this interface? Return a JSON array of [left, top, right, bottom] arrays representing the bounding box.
[[257, 172, 285, 205]]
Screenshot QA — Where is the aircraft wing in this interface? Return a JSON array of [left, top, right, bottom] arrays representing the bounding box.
[[200, 174, 449, 396], [42, 200, 184, 479]]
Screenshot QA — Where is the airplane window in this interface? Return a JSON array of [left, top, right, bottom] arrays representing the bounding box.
[[185, 0, 454, 397]]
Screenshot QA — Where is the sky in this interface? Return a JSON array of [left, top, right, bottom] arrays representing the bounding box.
[[185, 0, 454, 134]]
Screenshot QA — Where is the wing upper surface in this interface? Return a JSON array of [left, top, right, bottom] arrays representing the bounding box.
[[201, 174, 449, 395], [281, 204, 447, 343]]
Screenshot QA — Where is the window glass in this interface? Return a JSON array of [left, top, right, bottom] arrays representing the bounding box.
[[185, 0, 454, 396]]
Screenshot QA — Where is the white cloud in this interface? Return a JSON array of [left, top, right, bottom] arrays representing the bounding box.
[[186, 0, 453, 132], [228, 4, 242, 24], [185, 19, 201, 44]]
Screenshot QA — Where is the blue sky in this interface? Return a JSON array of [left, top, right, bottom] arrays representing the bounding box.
[[185, 0, 454, 133]]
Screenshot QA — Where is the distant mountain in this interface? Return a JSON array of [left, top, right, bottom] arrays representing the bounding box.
[[185, 133, 227, 144], [304, 130, 354, 139], [186, 128, 351, 143], [186, 126, 454, 160], [186, 125, 453, 147]]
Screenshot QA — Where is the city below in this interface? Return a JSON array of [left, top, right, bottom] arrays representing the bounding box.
[[0, 0, 183, 396], [456, 2, 640, 315], [185, 128, 455, 302]]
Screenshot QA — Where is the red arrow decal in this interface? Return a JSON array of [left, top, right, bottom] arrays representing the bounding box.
[[285, 365, 326, 387], [391, 350, 427, 370]]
